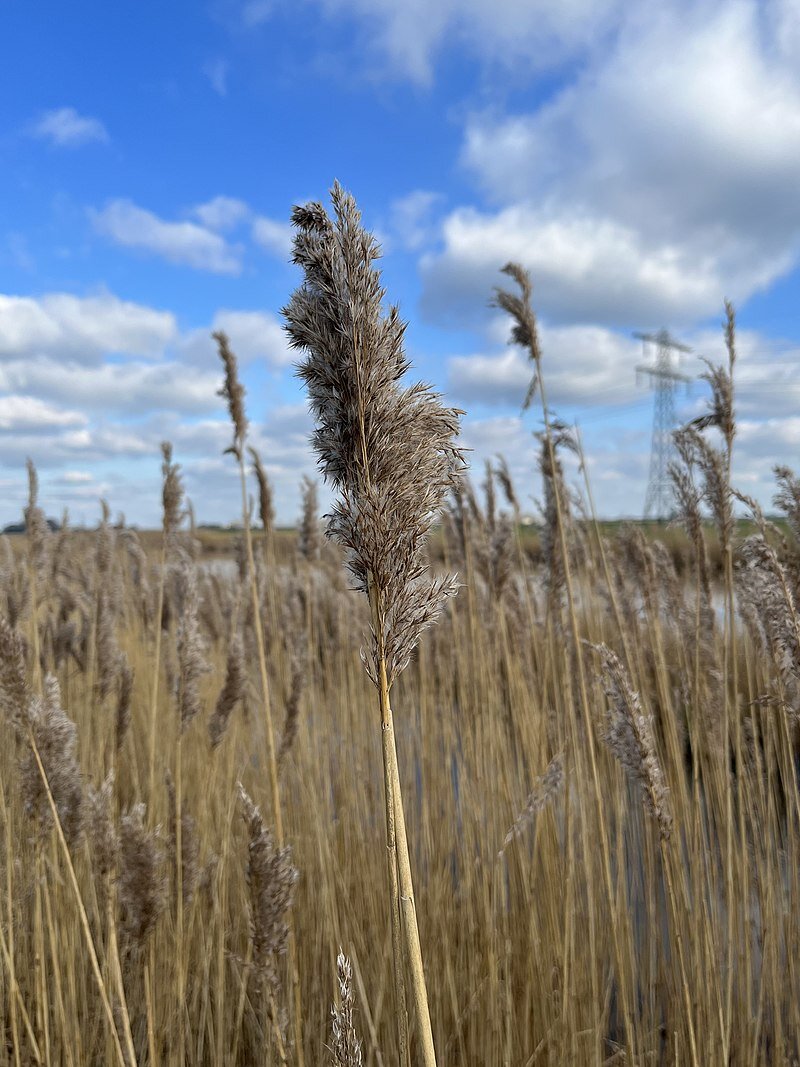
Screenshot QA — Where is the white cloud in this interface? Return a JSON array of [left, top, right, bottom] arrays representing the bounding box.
[[251, 216, 292, 257], [0, 292, 176, 362], [180, 309, 295, 368], [421, 205, 770, 328], [0, 396, 87, 432], [91, 199, 243, 274], [0, 358, 222, 415], [30, 107, 109, 147], [421, 1, 800, 329], [191, 196, 250, 231], [462, 4, 800, 241], [387, 190, 444, 251], [448, 325, 641, 408]]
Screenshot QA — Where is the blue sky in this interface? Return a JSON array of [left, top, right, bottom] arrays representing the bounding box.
[[1, 0, 799, 526]]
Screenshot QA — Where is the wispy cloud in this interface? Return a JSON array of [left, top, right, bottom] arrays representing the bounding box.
[[241, 1, 273, 28], [203, 58, 229, 96], [91, 199, 243, 274], [30, 107, 109, 147]]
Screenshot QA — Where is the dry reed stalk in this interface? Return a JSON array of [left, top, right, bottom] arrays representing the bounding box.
[[589, 643, 697, 1066], [237, 784, 298, 1061], [687, 301, 739, 1060], [27, 723, 130, 1067], [24, 459, 48, 691], [147, 442, 184, 807], [285, 181, 465, 1067], [0, 777, 40, 1066], [215, 328, 306, 1064], [494, 263, 636, 1063]]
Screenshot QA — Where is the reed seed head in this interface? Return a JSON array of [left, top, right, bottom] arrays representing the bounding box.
[[589, 643, 672, 839], [214, 330, 248, 459], [330, 950, 363, 1067], [284, 182, 465, 687]]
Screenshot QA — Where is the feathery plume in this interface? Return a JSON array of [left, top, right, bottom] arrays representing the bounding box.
[[0, 616, 29, 728], [250, 446, 276, 543], [589, 644, 672, 839], [491, 263, 541, 411], [297, 475, 321, 562], [25, 457, 50, 577], [96, 499, 114, 578], [20, 674, 84, 847], [86, 771, 119, 882], [209, 631, 245, 748], [176, 558, 207, 733], [115, 657, 134, 751], [214, 331, 248, 460], [330, 950, 363, 1067], [500, 752, 564, 854], [278, 653, 305, 768], [161, 443, 184, 550], [495, 455, 521, 521], [284, 181, 466, 688], [238, 784, 298, 995], [118, 803, 167, 947]]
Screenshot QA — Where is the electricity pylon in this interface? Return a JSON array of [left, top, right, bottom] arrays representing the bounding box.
[[635, 329, 691, 521]]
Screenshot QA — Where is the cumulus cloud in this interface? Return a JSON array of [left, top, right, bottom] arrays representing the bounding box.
[[251, 216, 292, 257], [30, 107, 109, 147], [91, 199, 243, 274], [191, 196, 250, 231], [448, 325, 642, 408], [463, 5, 800, 240], [180, 309, 295, 368], [0, 292, 176, 363], [420, 205, 765, 328], [0, 396, 87, 432], [0, 359, 222, 415], [420, 2, 800, 328]]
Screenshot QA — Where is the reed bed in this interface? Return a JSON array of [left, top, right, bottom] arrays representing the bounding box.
[[2, 185, 800, 1065]]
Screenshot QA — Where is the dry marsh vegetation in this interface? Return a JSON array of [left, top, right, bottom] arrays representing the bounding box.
[[2, 184, 800, 1064]]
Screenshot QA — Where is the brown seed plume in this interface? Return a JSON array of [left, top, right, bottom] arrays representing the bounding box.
[[118, 803, 167, 947], [238, 784, 298, 994], [209, 630, 245, 748], [21, 674, 84, 848], [330, 950, 364, 1067], [214, 330, 248, 460], [589, 643, 672, 839], [161, 442, 185, 550], [284, 181, 466, 687], [501, 752, 564, 854], [297, 475, 321, 563], [250, 446, 276, 542]]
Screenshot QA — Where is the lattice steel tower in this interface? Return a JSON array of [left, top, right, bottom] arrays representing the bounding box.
[[635, 329, 691, 520]]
